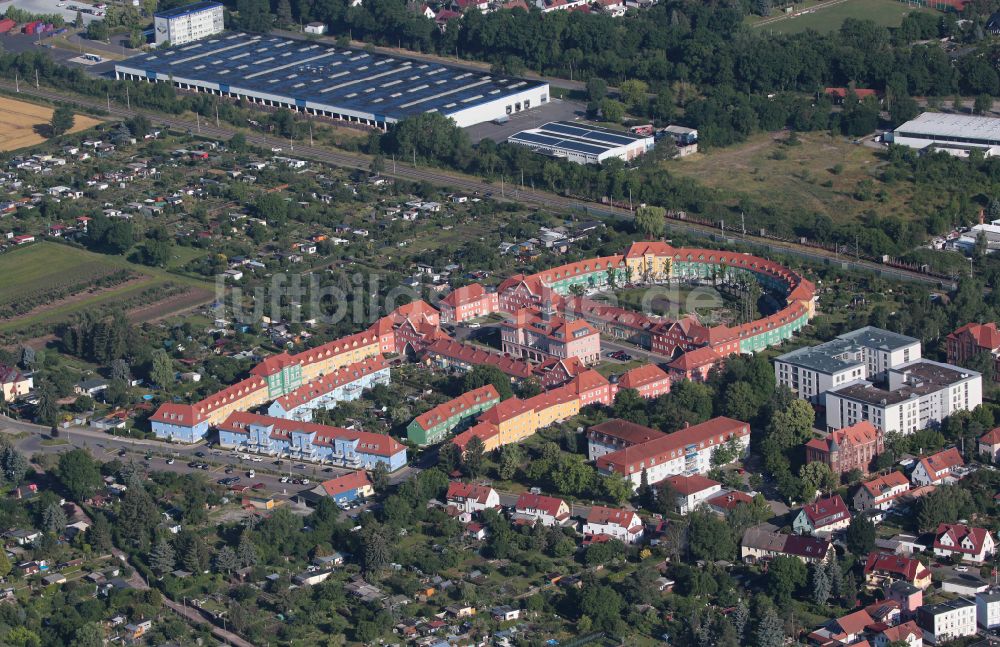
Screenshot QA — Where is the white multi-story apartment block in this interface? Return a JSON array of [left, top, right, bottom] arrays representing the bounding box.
[[918, 598, 977, 645], [825, 359, 981, 435], [976, 591, 1000, 629], [153, 1, 224, 46], [595, 417, 750, 489], [775, 327, 921, 403]]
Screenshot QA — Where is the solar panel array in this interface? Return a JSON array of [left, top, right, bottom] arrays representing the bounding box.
[[118, 32, 546, 123], [508, 121, 648, 158]]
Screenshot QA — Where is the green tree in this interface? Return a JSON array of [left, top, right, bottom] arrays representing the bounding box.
[[237, 532, 258, 567], [600, 98, 625, 123], [1, 444, 29, 485], [586, 77, 608, 103], [43, 502, 67, 536], [844, 514, 876, 555], [974, 93, 993, 115], [57, 449, 102, 500], [0, 549, 11, 579], [619, 79, 650, 111], [88, 513, 112, 552], [688, 508, 736, 561], [462, 436, 486, 478], [798, 462, 837, 499], [438, 442, 461, 474], [753, 605, 783, 647], [370, 462, 389, 492], [497, 443, 524, 481], [579, 584, 625, 634], [810, 562, 831, 606], [150, 536, 176, 575], [70, 623, 105, 647], [766, 555, 807, 604], [49, 106, 75, 138], [34, 381, 59, 426], [150, 349, 174, 388], [601, 472, 633, 506], [362, 523, 390, 576], [634, 205, 666, 239], [724, 381, 760, 422], [213, 545, 238, 574], [462, 364, 513, 400]]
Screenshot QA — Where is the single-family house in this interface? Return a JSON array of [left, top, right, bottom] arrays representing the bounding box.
[[582, 506, 644, 544], [933, 523, 995, 563], [863, 552, 933, 590], [446, 482, 500, 515], [910, 447, 964, 486], [513, 492, 571, 526], [792, 494, 851, 537]]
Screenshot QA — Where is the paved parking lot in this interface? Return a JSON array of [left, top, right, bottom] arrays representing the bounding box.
[[9, 0, 99, 25], [465, 97, 587, 143]]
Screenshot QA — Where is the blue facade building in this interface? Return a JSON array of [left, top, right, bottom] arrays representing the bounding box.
[[218, 412, 407, 471]]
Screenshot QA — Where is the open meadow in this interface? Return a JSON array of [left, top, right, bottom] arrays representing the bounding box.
[[0, 96, 102, 151], [0, 242, 214, 341], [666, 131, 914, 226], [750, 0, 935, 34]]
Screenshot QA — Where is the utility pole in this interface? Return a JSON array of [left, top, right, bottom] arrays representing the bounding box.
[[107, 93, 110, 111], [196, 113, 201, 135], [215, 102, 219, 127], [628, 187, 633, 212], [14, 73, 18, 93], [125, 85, 130, 111], [34, 69, 39, 89], [309, 122, 313, 147]]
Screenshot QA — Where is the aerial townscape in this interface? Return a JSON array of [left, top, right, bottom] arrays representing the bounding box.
[[6, 0, 1000, 646]]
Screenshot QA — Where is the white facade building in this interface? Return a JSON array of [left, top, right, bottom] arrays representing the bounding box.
[[976, 591, 1000, 629], [153, 1, 224, 46], [825, 359, 982, 435], [775, 327, 921, 403], [582, 506, 644, 544], [507, 121, 654, 165], [917, 598, 977, 645], [890, 112, 1000, 155]]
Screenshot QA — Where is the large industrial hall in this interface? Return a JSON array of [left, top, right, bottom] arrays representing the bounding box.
[[114, 32, 551, 129]]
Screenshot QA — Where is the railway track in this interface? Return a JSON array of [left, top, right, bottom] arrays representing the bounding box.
[[0, 78, 959, 290]]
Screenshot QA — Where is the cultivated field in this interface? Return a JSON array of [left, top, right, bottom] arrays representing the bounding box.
[[0, 96, 102, 152], [0, 242, 214, 340], [751, 0, 935, 34], [667, 131, 910, 225]]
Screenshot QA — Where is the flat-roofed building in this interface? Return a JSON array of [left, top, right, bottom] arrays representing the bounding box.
[[153, 1, 224, 46], [774, 326, 921, 403], [890, 112, 1000, 156], [117, 33, 550, 129], [825, 359, 982, 435], [507, 121, 654, 164]]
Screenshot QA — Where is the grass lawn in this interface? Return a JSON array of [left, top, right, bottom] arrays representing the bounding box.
[[667, 131, 908, 226], [0, 242, 215, 336], [749, 0, 936, 34]]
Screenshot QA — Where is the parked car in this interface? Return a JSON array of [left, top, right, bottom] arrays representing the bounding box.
[[279, 476, 289, 483], [251, 483, 266, 490], [166, 458, 174, 465], [956, 565, 969, 573]]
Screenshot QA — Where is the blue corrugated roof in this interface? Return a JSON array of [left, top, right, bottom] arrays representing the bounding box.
[[118, 32, 545, 123], [154, 1, 222, 20]]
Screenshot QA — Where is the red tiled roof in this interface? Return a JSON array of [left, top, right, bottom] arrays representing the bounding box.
[[981, 426, 1000, 446], [665, 474, 720, 496], [452, 421, 499, 452], [441, 283, 488, 308], [863, 552, 929, 581], [515, 492, 568, 518], [934, 523, 991, 555], [860, 471, 909, 497], [587, 419, 665, 445], [250, 351, 297, 377], [824, 87, 877, 99], [320, 471, 371, 497], [274, 356, 387, 411], [918, 447, 964, 480], [479, 397, 532, 425], [667, 345, 723, 371], [217, 412, 404, 457], [706, 490, 753, 511], [446, 482, 495, 505], [422, 339, 535, 379], [412, 385, 501, 431], [149, 402, 204, 426], [569, 369, 611, 395], [800, 494, 850, 527], [597, 417, 749, 475], [618, 364, 669, 390], [586, 505, 641, 531], [948, 322, 1000, 350]]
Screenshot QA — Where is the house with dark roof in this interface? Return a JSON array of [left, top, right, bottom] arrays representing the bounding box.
[[740, 526, 831, 565], [792, 494, 851, 537]]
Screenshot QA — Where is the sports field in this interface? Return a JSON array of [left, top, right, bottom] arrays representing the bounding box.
[[0, 96, 102, 152], [0, 242, 214, 337], [751, 0, 935, 34]]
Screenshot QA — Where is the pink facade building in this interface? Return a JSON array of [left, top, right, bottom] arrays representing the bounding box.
[[500, 306, 601, 365]]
